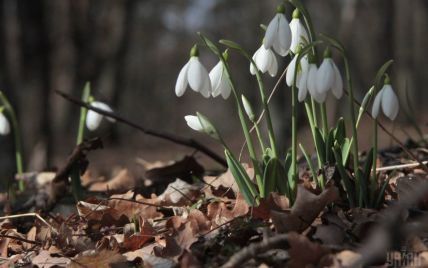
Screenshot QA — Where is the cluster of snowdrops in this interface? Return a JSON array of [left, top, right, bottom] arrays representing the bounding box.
[[0, 0, 400, 209], [173, 0, 399, 208]]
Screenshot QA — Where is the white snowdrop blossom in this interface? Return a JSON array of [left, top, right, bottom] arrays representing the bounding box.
[[306, 62, 327, 103], [316, 49, 343, 100], [263, 5, 292, 57], [209, 61, 231, 99], [371, 78, 399, 120], [289, 9, 308, 54], [175, 45, 211, 98], [286, 53, 309, 102], [250, 45, 278, 77], [184, 115, 204, 132], [86, 101, 115, 131], [0, 111, 10, 135]]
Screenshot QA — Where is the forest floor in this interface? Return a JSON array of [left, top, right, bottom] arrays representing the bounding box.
[[1, 126, 428, 267]]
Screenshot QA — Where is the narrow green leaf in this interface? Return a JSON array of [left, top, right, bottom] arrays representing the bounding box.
[[219, 39, 246, 53], [319, 33, 345, 53], [263, 157, 280, 196], [325, 128, 335, 163], [334, 117, 346, 145], [299, 143, 317, 183], [314, 127, 326, 165], [225, 149, 257, 206], [374, 178, 390, 208], [341, 138, 352, 166], [333, 143, 355, 207], [198, 32, 221, 56]]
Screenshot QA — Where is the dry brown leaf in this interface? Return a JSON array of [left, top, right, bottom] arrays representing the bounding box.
[[24, 226, 37, 250], [31, 250, 69, 268], [271, 185, 339, 233], [204, 164, 254, 197], [145, 156, 204, 183], [158, 179, 201, 206], [108, 191, 163, 220], [89, 168, 137, 193], [286, 232, 329, 268], [123, 219, 156, 251], [69, 249, 126, 268], [207, 194, 249, 226]]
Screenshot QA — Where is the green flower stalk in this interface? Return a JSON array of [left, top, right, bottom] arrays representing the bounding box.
[[76, 82, 91, 145], [242, 95, 266, 153], [0, 91, 24, 191]]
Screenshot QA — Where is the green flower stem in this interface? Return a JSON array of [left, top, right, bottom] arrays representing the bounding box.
[[371, 118, 378, 206], [0, 91, 24, 191], [252, 69, 278, 157], [290, 80, 298, 196], [311, 98, 318, 128], [320, 103, 328, 137], [343, 56, 362, 206], [76, 82, 91, 145], [253, 122, 266, 153], [222, 65, 264, 196]]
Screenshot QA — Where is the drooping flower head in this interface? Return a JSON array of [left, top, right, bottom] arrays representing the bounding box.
[[263, 4, 292, 57], [286, 46, 309, 102], [316, 47, 343, 100], [0, 108, 10, 136], [185, 112, 220, 140], [86, 100, 116, 131], [289, 9, 309, 54], [250, 44, 278, 77], [209, 50, 231, 99], [371, 75, 399, 121], [175, 44, 212, 98], [305, 54, 326, 103]]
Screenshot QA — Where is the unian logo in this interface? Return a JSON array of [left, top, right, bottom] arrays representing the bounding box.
[[386, 250, 422, 267]]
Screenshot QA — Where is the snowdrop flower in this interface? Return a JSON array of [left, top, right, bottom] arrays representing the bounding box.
[[0, 110, 10, 135], [184, 115, 204, 132], [286, 49, 309, 102], [316, 48, 343, 99], [303, 56, 327, 103], [185, 113, 220, 140], [371, 76, 399, 120], [289, 9, 309, 54], [86, 101, 115, 131], [241, 95, 255, 121], [250, 44, 278, 77], [209, 51, 231, 99], [263, 4, 292, 57], [175, 45, 211, 98]]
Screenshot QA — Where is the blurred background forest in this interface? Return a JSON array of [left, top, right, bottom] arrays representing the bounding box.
[[0, 0, 427, 183]]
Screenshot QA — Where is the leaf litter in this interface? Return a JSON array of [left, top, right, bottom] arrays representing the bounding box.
[[1, 144, 428, 267]]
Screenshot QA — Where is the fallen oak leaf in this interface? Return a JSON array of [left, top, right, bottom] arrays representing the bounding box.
[[271, 185, 339, 233], [68, 249, 126, 268], [31, 250, 69, 268], [145, 156, 204, 184], [89, 169, 137, 194]]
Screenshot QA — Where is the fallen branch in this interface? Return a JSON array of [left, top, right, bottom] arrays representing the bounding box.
[[0, 234, 41, 246], [55, 90, 227, 168], [221, 234, 289, 268]]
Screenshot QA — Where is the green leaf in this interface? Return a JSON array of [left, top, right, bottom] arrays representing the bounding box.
[[374, 178, 390, 208], [362, 148, 374, 206], [334, 117, 346, 146], [333, 143, 355, 207], [219, 39, 246, 53], [341, 138, 352, 166], [279, 151, 292, 196], [225, 149, 257, 206], [299, 143, 317, 183], [356, 86, 374, 127], [314, 126, 326, 165], [263, 157, 282, 196], [325, 128, 335, 163]]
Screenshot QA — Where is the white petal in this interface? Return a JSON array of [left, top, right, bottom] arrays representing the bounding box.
[[188, 57, 211, 95], [316, 58, 335, 94], [255, 46, 272, 73], [267, 52, 278, 77], [264, 14, 280, 50], [381, 85, 399, 120], [274, 14, 291, 56], [286, 55, 298, 86], [297, 68, 309, 102], [175, 61, 189, 97], [371, 89, 383, 119], [331, 62, 343, 99], [0, 113, 10, 135], [209, 61, 223, 97], [86, 110, 103, 131], [307, 64, 318, 97], [290, 19, 308, 53], [91, 101, 115, 122], [185, 115, 203, 132], [220, 75, 232, 99]]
